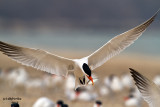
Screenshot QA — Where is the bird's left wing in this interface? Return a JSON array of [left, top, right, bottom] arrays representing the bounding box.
[[0, 41, 75, 77], [130, 68, 160, 107], [87, 10, 159, 70]]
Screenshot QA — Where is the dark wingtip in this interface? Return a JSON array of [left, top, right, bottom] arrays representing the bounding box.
[[129, 68, 136, 74], [129, 68, 134, 71], [129, 68, 149, 89], [150, 8, 160, 20], [129, 68, 143, 77]]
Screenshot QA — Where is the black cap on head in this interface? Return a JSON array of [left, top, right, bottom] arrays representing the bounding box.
[[57, 100, 63, 105], [82, 63, 91, 76], [11, 102, 19, 107], [96, 100, 102, 105], [62, 104, 68, 107]]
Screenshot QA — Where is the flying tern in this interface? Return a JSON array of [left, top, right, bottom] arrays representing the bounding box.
[[0, 10, 159, 89]]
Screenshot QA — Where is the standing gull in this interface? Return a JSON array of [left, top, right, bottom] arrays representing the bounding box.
[[0, 10, 159, 89]]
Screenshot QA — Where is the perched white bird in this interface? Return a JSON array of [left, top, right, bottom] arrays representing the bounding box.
[[14, 68, 29, 85], [130, 68, 160, 107], [110, 75, 123, 92], [66, 87, 97, 101], [93, 100, 103, 107], [56, 100, 64, 107], [104, 74, 123, 92], [124, 94, 142, 107], [65, 90, 77, 101], [32, 97, 55, 107], [99, 85, 110, 96], [7, 67, 29, 86], [51, 75, 63, 86], [153, 75, 160, 86], [0, 10, 158, 89], [121, 73, 134, 89], [25, 78, 45, 89], [124, 87, 142, 107], [0, 68, 14, 80], [43, 74, 54, 87], [77, 91, 97, 101]]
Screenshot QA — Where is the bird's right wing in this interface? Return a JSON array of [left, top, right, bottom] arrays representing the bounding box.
[[0, 41, 75, 77], [87, 9, 159, 70], [130, 68, 160, 107]]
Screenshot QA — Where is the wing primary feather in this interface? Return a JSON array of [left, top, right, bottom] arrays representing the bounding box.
[[130, 68, 149, 89], [0, 41, 75, 77], [0, 41, 20, 50], [130, 68, 160, 107], [87, 9, 159, 70]]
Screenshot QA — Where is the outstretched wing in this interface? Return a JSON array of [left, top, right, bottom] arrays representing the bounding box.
[[130, 68, 160, 107], [0, 41, 75, 77], [87, 10, 159, 70]]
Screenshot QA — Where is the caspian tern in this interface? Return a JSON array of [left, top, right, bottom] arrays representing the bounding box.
[[99, 85, 109, 96], [33, 98, 65, 107], [124, 88, 142, 107], [32, 97, 55, 107], [56, 100, 64, 107], [130, 68, 160, 107], [0, 10, 159, 89], [93, 100, 103, 107], [124, 94, 142, 107]]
